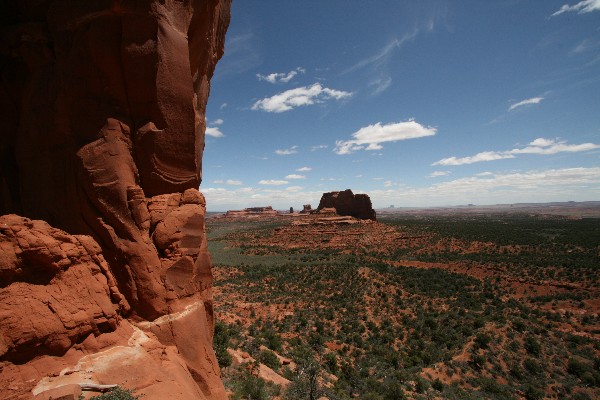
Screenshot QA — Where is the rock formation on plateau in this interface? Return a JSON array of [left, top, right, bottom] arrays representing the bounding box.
[[316, 189, 377, 221], [0, 0, 231, 399], [225, 206, 279, 217]]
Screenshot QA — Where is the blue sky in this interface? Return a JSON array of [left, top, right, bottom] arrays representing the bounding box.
[[202, 0, 600, 211]]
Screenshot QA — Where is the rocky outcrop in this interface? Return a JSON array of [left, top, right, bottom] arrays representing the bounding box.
[[0, 215, 128, 364], [300, 204, 312, 213], [316, 189, 377, 221], [0, 0, 231, 399]]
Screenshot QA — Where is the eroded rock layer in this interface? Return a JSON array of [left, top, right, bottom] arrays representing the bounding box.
[[0, 1, 230, 398]]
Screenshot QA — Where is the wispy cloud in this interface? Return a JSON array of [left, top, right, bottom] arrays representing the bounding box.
[[275, 145, 298, 155], [341, 23, 436, 96], [213, 179, 243, 186], [368, 76, 393, 96], [285, 174, 306, 179], [211, 118, 224, 125], [571, 38, 600, 54], [429, 171, 451, 178], [258, 179, 289, 186], [252, 84, 352, 113], [296, 167, 312, 172], [311, 145, 328, 151], [508, 97, 544, 111], [257, 67, 305, 84], [433, 137, 600, 166], [215, 33, 261, 77], [552, 0, 600, 16], [334, 119, 437, 155], [342, 32, 419, 75]]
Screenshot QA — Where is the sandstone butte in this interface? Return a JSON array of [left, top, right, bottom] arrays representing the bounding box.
[[0, 1, 232, 399], [316, 189, 377, 221]]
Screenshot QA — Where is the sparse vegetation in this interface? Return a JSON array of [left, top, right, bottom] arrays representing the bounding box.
[[88, 387, 140, 400], [208, 212, 600, 399]]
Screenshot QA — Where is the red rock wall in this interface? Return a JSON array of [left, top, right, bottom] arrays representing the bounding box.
[[0, 1, 231, 398]]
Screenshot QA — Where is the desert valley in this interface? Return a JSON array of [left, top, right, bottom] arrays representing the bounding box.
[[207, 195, 600, 400]]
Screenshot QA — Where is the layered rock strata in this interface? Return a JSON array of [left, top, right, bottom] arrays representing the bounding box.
[[0, 0, 231, 398]]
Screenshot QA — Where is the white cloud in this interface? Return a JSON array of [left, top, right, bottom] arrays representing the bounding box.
[[367, 167, 600, 207], [206, 126, 224, 138], [213, 179, 242, 186], [285, 174, 306, 179], [203, 167, 600, 211], [220, 103, 227, 109], [311, 145, 328, 151], [257, 67, 305, 84], [433, 137, 600, 166], [334, 120, 437, 155], [206, 118, 225, 138], [275, 145, 298, 155], [258, 180, 289, 185], [433, 152, 515, 166], [429, 171, 451, 178], [296, 167, 312, 172], [252, 83, 352, 113], [508, 97, 544, 111], [552, 0, 600, 16]]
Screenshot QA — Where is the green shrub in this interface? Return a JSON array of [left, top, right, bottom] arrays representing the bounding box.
[[258, 349, 281, 371], [214, 320, 233, 368], [524, 336, 542, 357], [234, 372, 268, 400], [89, 387, 140, 400]]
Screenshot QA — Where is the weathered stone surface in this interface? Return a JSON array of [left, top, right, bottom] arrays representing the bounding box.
[[0, 0, 231, 398], [316, 189, 377, 221], [0, 215, 128, 364], [2, 320, 217, 400]]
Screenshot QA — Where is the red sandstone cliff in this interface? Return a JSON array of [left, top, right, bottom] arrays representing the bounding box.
[[0, 1, 231, 399]]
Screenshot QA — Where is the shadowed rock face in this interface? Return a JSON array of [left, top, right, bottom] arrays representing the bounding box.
[[0, 1, 230, 398], [317, 189, 377, 221]]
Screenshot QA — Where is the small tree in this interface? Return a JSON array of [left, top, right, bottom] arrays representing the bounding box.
[[285, 359, 323, 400], [214, 320, 233, 368]]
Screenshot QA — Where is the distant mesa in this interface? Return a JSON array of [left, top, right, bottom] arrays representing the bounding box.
[[316, 189, 376, 221], [225, 206, 278, 217]]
